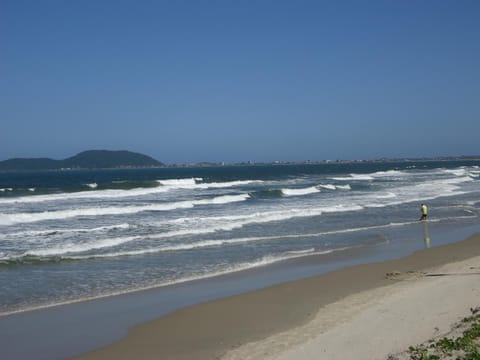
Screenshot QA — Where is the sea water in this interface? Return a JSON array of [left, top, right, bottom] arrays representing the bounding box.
[[1, 161, 479, 315]]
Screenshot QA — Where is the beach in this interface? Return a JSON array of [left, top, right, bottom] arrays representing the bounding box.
[[3, 0, 480, 358], [75, 231, 480, 360]]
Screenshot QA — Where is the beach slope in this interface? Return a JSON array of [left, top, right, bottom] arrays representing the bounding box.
[[76, 233, 480, 360]]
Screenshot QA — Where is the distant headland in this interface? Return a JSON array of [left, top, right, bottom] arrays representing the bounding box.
[[0, 150, 164, 170]]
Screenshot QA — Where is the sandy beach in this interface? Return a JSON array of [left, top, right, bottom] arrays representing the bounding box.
[[75, 231, 480, 360]]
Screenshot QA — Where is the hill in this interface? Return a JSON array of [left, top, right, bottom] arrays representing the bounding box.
[[0, 150, 164, 170]]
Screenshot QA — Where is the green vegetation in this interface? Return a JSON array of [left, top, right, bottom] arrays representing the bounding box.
[[64, 150, 163, 169], [407, 307, 480, 360], [0, 150, 163, 170]]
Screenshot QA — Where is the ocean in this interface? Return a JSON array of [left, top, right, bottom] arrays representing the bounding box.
[[1, 160, 480, 316]]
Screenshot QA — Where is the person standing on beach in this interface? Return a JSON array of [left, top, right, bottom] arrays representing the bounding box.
[[420, 203, 428, 221]]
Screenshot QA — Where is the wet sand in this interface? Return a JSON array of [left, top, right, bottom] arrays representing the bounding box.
[[75, 232, 480, 360]]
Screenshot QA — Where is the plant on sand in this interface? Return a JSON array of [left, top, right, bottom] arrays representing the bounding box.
[[407, 307, 480, 360]]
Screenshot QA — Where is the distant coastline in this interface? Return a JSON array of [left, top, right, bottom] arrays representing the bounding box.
[[1, 150, 479, 171], [0, 150, 164, 171], [171, 155, 480, 168]]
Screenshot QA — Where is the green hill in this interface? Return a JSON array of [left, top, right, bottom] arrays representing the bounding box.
[[0, 150, 164, 170]]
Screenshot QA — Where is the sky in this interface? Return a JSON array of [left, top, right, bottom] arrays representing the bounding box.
[[1, 0, 479, 164]]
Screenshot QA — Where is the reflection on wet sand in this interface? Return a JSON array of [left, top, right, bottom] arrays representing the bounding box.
[[423, 221, 431, 248]]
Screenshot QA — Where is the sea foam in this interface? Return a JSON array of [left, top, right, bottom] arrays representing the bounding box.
[[281, 186, 320, 196], [0, 193, 251, 225]]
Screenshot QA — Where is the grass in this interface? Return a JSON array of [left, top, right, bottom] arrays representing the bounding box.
[[407, 307, 480, 360]]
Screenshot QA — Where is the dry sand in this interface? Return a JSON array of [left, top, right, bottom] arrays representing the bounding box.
[[76, 232, 480, 360], [225, 254, 480, 360]]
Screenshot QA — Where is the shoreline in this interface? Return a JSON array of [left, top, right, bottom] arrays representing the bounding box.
[[75, 231, 480, 360], [226, 253, 480, 360]]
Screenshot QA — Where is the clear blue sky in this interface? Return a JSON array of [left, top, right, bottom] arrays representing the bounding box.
[[1, 0, 479, 164]]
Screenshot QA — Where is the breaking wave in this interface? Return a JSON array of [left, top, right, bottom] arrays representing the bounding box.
[[0, 178, 262, 204], [0, 193, 251, 225], [281, 186, 320, 196]]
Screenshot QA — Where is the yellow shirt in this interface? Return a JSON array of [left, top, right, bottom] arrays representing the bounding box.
[[421, 205, 427, 215]]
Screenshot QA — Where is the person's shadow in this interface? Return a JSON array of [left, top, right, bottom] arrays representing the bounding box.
[[423, 220, 431, 248]]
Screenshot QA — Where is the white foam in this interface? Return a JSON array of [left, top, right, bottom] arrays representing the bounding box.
[[281, 186, 320, 196], [40, 206, 366, 256], [371, 170, 406, 177], [376, 192, 397, 199], [218, 247, 347, 270], [442, 168, 469, 176], [5, 223, 132, 238], [195, 180, 263, 189], [157, 178, 261, 190], [157, 178, 198, 187], [357, 175, 473, 209], [319, 184, 336, 190], [332, 170, 411, 182], [65, 238, 355, 264], [168, 204, 364, 235], [0, 204, 189, 226], [165, 208, 328, 240], [331, 174, 374, 181], [23, 236, 140, 257], [0, 186, 171, 204], [335, 184, 351, 190], [0, 178, 260, 204], [286, 248, 316, 255], [1, 221, 394, 261], [67, 237, 267, 258], [0, 194, 251, 225]]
